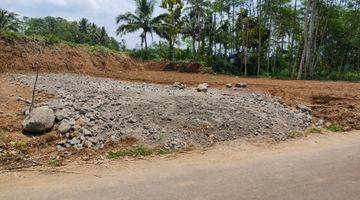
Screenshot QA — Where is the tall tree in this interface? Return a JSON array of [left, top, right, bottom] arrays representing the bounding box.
[[161, 0, 183, 61], [0, 9, 20, 32], [116, 0, 166, 52]]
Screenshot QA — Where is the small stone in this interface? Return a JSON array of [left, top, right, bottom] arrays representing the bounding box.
[[58, 120, 71, 134], [226, 83, 232, 88], [56, 145, 65, 151], [316, 119, 324, 128], [297, 104, 312, 115], [173, 82, 186, 90], [68, 118, 76, 126], [55, 110, 68, 121], [197, 83, 208, 92], [68, 138, 80, 146], [83, 141, 93, 148], [235, 83, 247, 88], [128, 118, 137, 123], [82, 129, 93, 136]]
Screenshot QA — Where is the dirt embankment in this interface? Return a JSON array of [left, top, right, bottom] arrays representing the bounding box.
[[0, 37, 148, 74]]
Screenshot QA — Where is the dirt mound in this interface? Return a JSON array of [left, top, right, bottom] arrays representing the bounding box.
[[0, 36, 144, 74]]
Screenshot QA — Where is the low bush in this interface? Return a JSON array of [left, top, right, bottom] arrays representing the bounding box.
[[107, 146, 153, 159], [45, 34, 60, 45], [326, 124, 344, 132], [0, 31, 26, 44]]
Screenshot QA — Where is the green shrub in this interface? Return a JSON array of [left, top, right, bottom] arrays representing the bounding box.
[[0, 31, 25, 44], [45, 34, 60, 45], [288, 131, 302, 139], [86, 45, 113, 55], [326, 124, 344, 132], [275, 69, 292, 80], [107, 146, 153, 159], [48, 159, 61, 167], [10, 140, 28, 152], [309, 128, 322, 134]]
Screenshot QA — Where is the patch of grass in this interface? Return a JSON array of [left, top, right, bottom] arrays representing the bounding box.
[[86, 45, 113, 56], [107, 146, 153, 159], [308, 128, 322, 134], [288, 131, 302, 139], [10, 140, 28, 152], [65, 41, 78, 48], [45, 34, 60, 45], [48, 159, 61, 167], [157, 147, 172, 155], [326, 124, 344, 132]]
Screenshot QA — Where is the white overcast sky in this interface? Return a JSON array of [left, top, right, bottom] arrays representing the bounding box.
[[0, 0, 165, 48]]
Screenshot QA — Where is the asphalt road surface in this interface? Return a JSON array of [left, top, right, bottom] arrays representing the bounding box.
[[1, 131, 360, 200]]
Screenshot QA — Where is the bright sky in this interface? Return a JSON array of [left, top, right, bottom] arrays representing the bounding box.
[[0, 0, 165, 49]]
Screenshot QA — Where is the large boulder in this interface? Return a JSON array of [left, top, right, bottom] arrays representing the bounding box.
[[23, 106, 55, 134]]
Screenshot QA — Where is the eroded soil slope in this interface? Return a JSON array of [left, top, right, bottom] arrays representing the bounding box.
[[0, 37, 145, 74]]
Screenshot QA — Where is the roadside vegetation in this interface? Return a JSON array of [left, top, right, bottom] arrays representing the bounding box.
[[0, 0, 359, 81], [107, 146, 153, 159]]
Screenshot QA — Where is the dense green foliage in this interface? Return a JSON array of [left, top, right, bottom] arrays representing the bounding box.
[[118, 0, 359, 80], [0, 9, 124, 51]]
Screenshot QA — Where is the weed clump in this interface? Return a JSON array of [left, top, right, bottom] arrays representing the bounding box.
[[326, 124, 344, 132], [308, 128, 322, 134], [107, 146, 153, 159]]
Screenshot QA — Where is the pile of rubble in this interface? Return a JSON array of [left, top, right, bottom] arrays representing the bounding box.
[[14, 74, 312, 151]]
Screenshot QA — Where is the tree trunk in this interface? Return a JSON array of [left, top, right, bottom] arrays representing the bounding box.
[[297, 0, 311, 80], [257, 0, 262, 76], [144, 31, 148, 52], [243, 18, 248, 76], [304, 0, 317, 78], [288, 0, 298, 78]]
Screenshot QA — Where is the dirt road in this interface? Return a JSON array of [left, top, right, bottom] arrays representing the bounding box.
[[1, 131, 360, 200]]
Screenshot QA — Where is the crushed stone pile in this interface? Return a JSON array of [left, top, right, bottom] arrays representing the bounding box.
[[12, 74, 312, 151]]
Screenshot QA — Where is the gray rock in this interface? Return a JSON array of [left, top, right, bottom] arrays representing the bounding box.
[[197, 83, 208, 92], [83, 140, 93, 148], [56, 145, 65, 151], [68, 118, 76, 126], [82, 129, 93, 137], [22, 106, 55, 134], [226, 83, 233, 88], [55, 110, 68, 121], [68, 138, 80, 146], [235, 83, 247, 88], [173, 82, 186, 90], [46, 100, 64, 110], [316, 119, 324, 128], [297, 104, 312, 114], [58, 120, 71, 134]]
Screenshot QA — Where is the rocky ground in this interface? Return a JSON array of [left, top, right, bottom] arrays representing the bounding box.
[[10, 73, 312, 152]]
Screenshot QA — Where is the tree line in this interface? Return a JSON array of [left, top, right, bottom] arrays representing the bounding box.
[[116, 0, 359, 80], [0, 9, 123, 50]]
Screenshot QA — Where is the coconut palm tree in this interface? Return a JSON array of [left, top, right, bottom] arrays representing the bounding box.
[[0, 9, 20, 32], [116, 0, 167, 52]]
